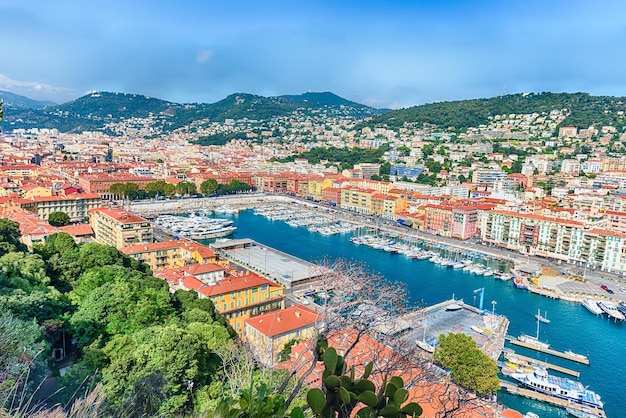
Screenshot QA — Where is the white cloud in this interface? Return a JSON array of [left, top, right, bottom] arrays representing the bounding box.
[[196, 50, 214, 63], [0, 74, 81, 103]]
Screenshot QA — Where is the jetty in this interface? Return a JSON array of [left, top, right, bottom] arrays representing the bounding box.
[[505, 336, 590, 365], [504, 350, 580, 377], [500, 380, 605, 417]]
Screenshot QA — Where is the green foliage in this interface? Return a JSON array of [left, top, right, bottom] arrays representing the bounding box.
[[433, 333, 500, 396], [215, 383, 300, 418], [146, 180, 176, 197], [200, 178, 220, 195], [305, 343, 422, 418], [281, 144, 390, 169], [0, 218, 27, 256], [359, 92, 626, 132], [0, 311, 46, 400], [48, 211, 71, 227], [176, 181, 197, 196]]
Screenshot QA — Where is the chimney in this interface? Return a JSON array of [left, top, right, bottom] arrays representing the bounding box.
[[295, 310, 301, 318]]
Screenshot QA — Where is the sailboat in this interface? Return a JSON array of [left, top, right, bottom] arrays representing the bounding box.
[[416, 319, 436, 353], [518, 310, 550, 349], [535, 308, 550, 324]]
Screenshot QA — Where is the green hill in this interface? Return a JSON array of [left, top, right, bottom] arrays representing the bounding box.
[[358, 92, 626, 132]]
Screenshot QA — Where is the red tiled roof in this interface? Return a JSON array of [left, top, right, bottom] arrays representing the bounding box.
[[245, 304, 319, 337]]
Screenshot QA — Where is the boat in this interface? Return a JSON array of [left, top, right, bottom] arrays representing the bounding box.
[[498, 273, 513, 281], [470, 325, 491, 335], [416, 339, 436, 353], [535, 309, 550, 324], [509, 367, 603, 410], [514, 277, 527, 289], [523, 412, 540, 418], [564, 350, 588, 363], [518, 312, 550, 349], [597, 301, 625, 321], [565, 406, 600, 418], [581, 299, 603, 316], [617, 301, 626, 316]]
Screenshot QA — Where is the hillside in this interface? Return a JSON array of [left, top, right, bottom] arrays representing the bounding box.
[[358, 92, 626, 132], [0, 90, 381, 134], [0, 90, 55, 109]]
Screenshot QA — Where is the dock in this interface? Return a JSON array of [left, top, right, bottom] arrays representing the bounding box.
[[504, 350, 580, 377], [505, 336, 590, 365], [500, 380, 605, 418]]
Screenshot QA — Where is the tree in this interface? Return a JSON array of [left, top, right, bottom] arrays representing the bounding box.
[[200, 179, 219, 196], [176, 181, 197, 196], [0, 218, 27, 256], [433, 333, 500, 396], [48, 211, 71, 226]]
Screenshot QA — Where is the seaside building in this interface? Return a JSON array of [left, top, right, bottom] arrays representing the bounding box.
[[89, 207, 153, 248], [13, 193, 101, 222]]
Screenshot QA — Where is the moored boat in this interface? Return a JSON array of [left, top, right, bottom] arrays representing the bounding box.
[[535, 308, 550, 324], [581, 299, 603, 315], [509, 367, 603, 410], [597, 300, 625, 321], [565, 406, 600, 418], [514, 277, 527, 289]]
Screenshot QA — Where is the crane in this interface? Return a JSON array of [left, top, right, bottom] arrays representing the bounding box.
[[473, 288, 485, 312]]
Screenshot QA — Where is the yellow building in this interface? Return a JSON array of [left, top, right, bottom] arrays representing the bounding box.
[[18, 193, 102, 222], [120, 239, 217, 271], [157, 265, 284, 334], [371, 193, 399, 220], [21, 186, 53, 199], [307, 177, 333, 201], [244, 304, 320, 366], [340, 187, 373, 215], [89, 207, 153, 249]]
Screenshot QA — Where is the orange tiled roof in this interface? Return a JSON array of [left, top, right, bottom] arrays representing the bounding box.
[[245, 304, 319, 337]]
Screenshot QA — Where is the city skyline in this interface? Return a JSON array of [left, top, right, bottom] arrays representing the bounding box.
[[2, 0, 626, 108]]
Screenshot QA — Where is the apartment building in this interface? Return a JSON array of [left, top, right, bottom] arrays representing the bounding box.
[[17, 193, 102, 222], [340, 187, 373, 215], [120, 239, 217, 271], [480, 210, 626, 272], [78, 173, 155, 200], [89, 207, 153, 248], [244, 304, 320, 366], [157, 265, 284, 333]]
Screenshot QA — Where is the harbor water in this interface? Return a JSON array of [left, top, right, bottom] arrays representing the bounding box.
[[205, 209, 625, 418]]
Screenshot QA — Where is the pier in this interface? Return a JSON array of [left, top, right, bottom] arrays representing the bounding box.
[[500, 381, 605, 418], [505, 336, 590, 365], [503, 350, 580, 377]]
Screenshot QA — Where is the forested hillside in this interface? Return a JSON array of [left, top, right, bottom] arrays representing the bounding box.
[[359, 92, 626, 132], [0, 219, 287, 417]]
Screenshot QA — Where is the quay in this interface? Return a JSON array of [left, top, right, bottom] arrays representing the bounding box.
[[499, 381, 605, 418], [505, 336, 590, 365], [503, 350, 580, 377]]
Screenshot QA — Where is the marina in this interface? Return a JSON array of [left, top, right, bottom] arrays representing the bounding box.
[[133, 201, 623, 418]]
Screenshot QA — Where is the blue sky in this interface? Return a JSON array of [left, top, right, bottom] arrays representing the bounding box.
[[1, 0, 626, 108]]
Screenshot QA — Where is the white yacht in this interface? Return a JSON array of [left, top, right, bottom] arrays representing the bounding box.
[[581, 299, 604, 316], [597, 300, 625, 321]]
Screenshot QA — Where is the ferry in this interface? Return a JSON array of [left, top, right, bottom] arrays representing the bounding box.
[[509, 367, 603, 410], [581, 299, 603, 316], [597, 301, 625, 321]]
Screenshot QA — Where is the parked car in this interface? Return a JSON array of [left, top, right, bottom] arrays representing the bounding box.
[[601, 284, 614, 294]]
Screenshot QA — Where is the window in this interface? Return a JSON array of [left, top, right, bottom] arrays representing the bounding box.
[[261, 284, 268, 291], [252, 287, 258, 293]]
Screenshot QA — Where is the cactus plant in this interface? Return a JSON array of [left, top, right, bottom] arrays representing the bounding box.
[[305, 340, 423, 418]]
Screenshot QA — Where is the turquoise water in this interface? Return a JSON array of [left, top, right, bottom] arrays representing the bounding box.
[[213, 210, 625, 418]]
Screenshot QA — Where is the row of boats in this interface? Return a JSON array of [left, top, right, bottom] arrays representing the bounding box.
[[254, 205, 360, 236], [581, 298, 626, 321], [155, 212, 237, 240]]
